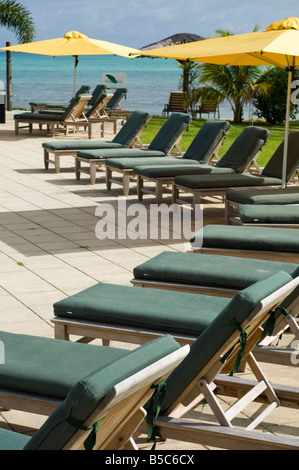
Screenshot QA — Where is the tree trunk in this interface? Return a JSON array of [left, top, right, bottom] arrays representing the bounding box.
[[6, 42, 12, 111]]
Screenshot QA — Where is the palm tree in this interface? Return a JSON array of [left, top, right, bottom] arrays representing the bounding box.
[[195, 28, 270, 123], [0, 0, 36, 110], [0, 0, 35, 43]]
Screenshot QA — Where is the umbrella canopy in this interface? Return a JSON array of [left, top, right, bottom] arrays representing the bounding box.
[[140, 17, 299, 187], [1, 31, 141, 95]]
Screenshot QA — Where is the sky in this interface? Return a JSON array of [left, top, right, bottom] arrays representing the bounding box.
[[0, 0, 299, 48]]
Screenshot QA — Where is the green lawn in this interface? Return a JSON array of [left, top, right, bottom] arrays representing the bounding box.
[[139, 116, 299, 167]]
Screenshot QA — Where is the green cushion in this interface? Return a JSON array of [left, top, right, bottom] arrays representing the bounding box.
[[133, 163, 235, 178], [42, 110, 150, 151], [133, 251, 299, 290], [14, 111, 67, 121], [0, 428, 31, 450], [216, 127, 270, 172], [77, 148, 165, 161], [226, 187, 299, 205], [22, 334, 180, 450], [0, 331, 125, 399], [86, 84, 106, 109], [190, 224, 299, 253], [262, 131, 299, 181], [173, 172, 282, 189], [53, 283, 230, 336], [42, 140, 123, 151], [183, 120, 231, 162], [238, 204, 299, 224], [161, 270, 293, 411], [112, 110, 150, 147], [148, 112, 192, 154]]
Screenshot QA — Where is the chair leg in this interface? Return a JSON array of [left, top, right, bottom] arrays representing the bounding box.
[[156, 181, 163, 204], [75, 158, 81, 180], [106, 167, 112, 190], [44, 149, 49, 170], [137, 175, 143, 200], [90, 163, 97, 185], [123, 173, 130, 197]]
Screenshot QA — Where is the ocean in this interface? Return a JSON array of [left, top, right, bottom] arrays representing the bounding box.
[[0, 52, 250, 119]]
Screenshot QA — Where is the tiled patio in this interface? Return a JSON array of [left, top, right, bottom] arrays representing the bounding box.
[[0, 112, 298, 450]]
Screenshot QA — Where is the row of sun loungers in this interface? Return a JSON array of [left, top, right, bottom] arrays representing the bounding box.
[[2, 226, 299, 449], [2, 105, 299, 450], [14, 85, 129, 138]]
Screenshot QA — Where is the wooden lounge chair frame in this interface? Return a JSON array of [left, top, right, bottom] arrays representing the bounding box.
[[104, 136, 184, 196], [196, 100, 220, 119], [15, 95, 94, 138], [104, 113, 192, 195], [43, 111, 151, 175], [136, 123, 231, 204], [51, 276, 299, 449], [162, 92, 187, 116]]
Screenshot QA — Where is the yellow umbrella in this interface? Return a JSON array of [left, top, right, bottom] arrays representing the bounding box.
[[140, 17, 299, 187], [1, 30, 141, 95]]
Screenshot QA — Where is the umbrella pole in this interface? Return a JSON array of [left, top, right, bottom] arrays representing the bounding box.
[[73, 56, 78, 97], [282, 70, 292, 188]]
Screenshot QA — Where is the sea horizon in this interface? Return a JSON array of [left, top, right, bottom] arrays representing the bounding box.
[[0, 52, 255, 119]]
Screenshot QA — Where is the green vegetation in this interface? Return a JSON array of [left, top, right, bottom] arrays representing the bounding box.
[[139, 116, 299, 167], [0, 0, 36, 43]]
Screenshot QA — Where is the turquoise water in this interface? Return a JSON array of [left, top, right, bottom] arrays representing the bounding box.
[[0, 52, 241, 118]]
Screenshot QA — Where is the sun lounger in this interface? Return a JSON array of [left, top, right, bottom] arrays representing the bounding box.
[[190, 224, 299, 263], [102, 120, 233, 199], [14, 93, 93, 138], [51, 272, 299, 449], [75, 112, 192, 190], [134, 125, 269, 203], [42, 110, 151, 174], [131, 251, 299, 363], [52, 267, 299, 366], [131, 250, 299, 296], [0, 333, 188, 450], [235, 204, 299, 227], [225, 187, 299, 224], [29, 84, 91, 112], [0, 333, 189, 450], [172, 130, 299, 209], [105, 87, 133, 119]]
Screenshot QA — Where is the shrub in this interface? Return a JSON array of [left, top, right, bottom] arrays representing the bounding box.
[[253, 67, 298, 124]]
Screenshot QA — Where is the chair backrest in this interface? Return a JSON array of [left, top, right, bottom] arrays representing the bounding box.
[[183, 120, 231, 162], [159, 271, 296, 414], [262, 131, 299, 181], [199, 100, 219, 113], [74, 85, 91, 99], [106, 88, 128, 111], [167, 92, 186, 112], [87, 84, 107, 108], [148, 112, 192, 154], [216, 126, 270, 172], [62, 94, 92, 121], [112, 110, 151, 147], [85, 94, 112, 119], [23, 335, 186, 450]]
